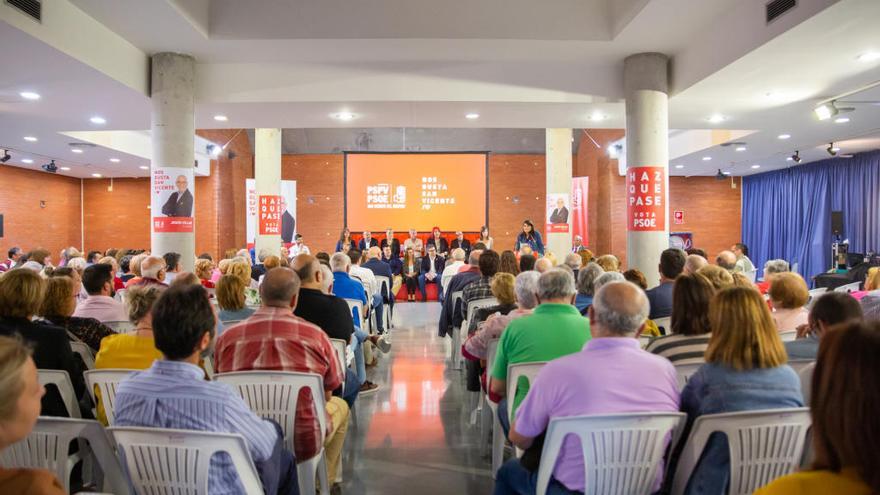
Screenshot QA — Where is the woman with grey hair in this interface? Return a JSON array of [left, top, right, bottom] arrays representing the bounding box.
[[463, 271, 540, 361], [593, 271, 625, 295], [757, 259, 789, 294], [575, 262, 604, 314]]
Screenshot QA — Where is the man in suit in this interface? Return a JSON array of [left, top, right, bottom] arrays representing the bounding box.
[[450, 231, 472, 258], [280, 196, 295, 243], [161, 174, 194, 217], [549, 197, 569, 224], [418, 244, 446, 302], [358, 231, 378, 251], [380, 228, 401, 258]]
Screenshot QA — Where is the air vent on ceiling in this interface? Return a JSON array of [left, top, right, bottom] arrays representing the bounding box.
[[5, 0, 41, 22], [766, 0, 796, 24]]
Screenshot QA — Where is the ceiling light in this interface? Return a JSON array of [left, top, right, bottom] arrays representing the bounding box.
[[857, 52, 880, 62], [786, 156, 794, 161], [332, 112, 355, 121], [465, 113, 480, 120], [22, 159, 33, 164], [735, 146, 747, 152], [674, 164, 684, 169], [90, 116, 106, 125], [71, 148, 83, 154], [827, 143, 839, 156], [109, 158, 120, 163], [835, 117, 850, 124], [791, 150, 801, 163], [588, 111, 606, 122], [702, 156, 712, 161], [60, 166, 71, 171], [91, 173, 102, 178], [213, 114, 229, 122], [778, 134, 791, 140], [0, 150, 9, 163], [751, 164, 761, 169], [20, 91, 40, 100], [706, 114, 726, 123], [814, 102, 838, 120], [139, 166, 149, 170], [23, 136, 37, 142]]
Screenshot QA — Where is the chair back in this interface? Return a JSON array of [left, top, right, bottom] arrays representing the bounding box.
[[0, 417, 129, 494], [673, 363, 702, 390], [375, 275, 391, 301], [109, 426, 262, 494], [486, 339, 500, 372], [84, 369, 136, 425], [653, 317, 671, 336], [670, 408, 811, 495], [329, 338, 349, 385], [638, 335, 652, 349], [506, 362, 547, 420], [105, 321, 135, 332], [463, 297, 499, 334], [778, 330, 797, 342], [536, 412, 686, 495], [38, 369, 80, 418], [344, 298, 366, 324], [806, 287, 828, 308], [797, 362, 816, 404], [70, 341, 96, 370], [451, 290, 463, 313], [834, 282, 861, 293], [214, 371, 327, 452]]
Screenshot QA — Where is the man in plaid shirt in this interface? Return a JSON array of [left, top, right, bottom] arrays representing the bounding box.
[[215, 267, 349, 486], [460, 250, 501, 331]]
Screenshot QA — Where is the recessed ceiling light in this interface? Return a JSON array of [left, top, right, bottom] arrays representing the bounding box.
[[857, 52, 880, 62], [90, 116, 106, 125], [778, 134, 791, 140], [213, 115, 228, 122], [465, 113, 480, 120], [702, 156, 712, 161], [139, 165, 149, 170], [21, 159, 33, 164], [786, 156, 794, 161], [71, 148, 83, 154], [332, 112, 355, 121], [20, 91, 40, 100], [674, 164, 684, 169], [735, 146, 747, 152], [91, 173, 102, 178], [109, 158, 120, 163], [835, 117, 850, 124], [60, 166, 71, 171], [588, 111, 606, 122], [23, 136, 37, 142], [831, 146, 840, 152], [751, 164, 761, 169], [706, 114, 726, 123]]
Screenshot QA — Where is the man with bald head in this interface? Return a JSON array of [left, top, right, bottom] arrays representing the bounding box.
[[496, 281, 680, 493], [534, 257, 554, 273], [130, 255, 169, 288], [215, 266, 350, 485], [683, 254, 708, 275], [362, 246, 395, 320], [716, 250, 737, 272]]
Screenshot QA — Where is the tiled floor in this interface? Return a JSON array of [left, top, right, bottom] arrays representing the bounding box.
[[340, 302, 495, 494]]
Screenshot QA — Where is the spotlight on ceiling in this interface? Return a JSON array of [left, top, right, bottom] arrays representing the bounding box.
[[791, 150, 801, 163], [207, 144, 222, 158], [827, 143, 839, 156], [814, 102, 838, 120], [714, 169, 727, 180], [0, 150, 10, 163], [42, 160, 58, 173], [607, 143, 622, 159]]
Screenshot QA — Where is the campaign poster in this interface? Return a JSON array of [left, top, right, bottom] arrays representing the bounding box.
[[626, 166, 666, 231], [152, 167, 194, 233], [246, 179, 297, 247], [546, 193, 571, 233], [571, 177, 589, 244]]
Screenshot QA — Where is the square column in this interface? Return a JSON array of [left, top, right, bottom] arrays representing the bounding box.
[[254, 128, 282, 257], [545, 128, 573, 258]]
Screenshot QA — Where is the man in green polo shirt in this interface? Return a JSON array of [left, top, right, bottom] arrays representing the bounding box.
[[490, 267, 590, 435]]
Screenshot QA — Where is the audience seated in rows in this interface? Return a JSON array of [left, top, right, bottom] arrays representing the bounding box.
[[40, 275, 115, 352], [646, 248, 686, 319], [490, 269, 590, 436], [785, 291, 863, 360], [115, 283, 298, 495], [769, 272, 810, 332], [645, 273, 714, 364], [437, 249, 483, 337], [73, 264, 127, 323], [574, 262, 603, 314]]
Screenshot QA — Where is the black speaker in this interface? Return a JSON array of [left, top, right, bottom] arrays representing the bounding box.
[[831, 211, 844, 236]]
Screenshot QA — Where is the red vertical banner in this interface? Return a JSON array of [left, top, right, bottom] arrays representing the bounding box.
[[626, 166, 666, 231], [258, 195, 282, 235], [571, 177, 589, 244]]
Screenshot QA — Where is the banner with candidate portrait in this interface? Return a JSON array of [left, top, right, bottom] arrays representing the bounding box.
[[545, 193, 571, 233], [152, 167, 194, 233], [246, 179, 297, 247]]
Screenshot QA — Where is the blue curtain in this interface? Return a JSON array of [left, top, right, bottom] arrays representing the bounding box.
[[742, 150, 880, 286]]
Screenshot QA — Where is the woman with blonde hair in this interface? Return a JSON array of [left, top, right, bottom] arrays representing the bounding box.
[[215, 274, 255, 327], [124, 253, 148, 288], [0, 336, 65, 494], [768, 272, 810, 332], [467, 272, 517, 335], [40, 276, 115, 352], [194, 258, 215, 289], [595, 254, 620, 272], [696, 264, 734, 291], [680, 287, 803, 494]]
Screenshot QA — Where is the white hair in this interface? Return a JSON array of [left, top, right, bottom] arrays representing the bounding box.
[[141, 256, 165, 279], [564, 252, 581, 270], [593, 271, 625, 293], [514, 271, 541, 310], [537, 268, 576, 300], [684, 254, 708, 274], [592, 281, 650, 335], [763, 259, 789, 275], [577, 262, 604, 296], [451, 248, 466, 261], [66, 257, 87, 274], [330, 252, 351, 272]]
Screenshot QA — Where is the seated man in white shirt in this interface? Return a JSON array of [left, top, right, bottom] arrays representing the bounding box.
[[289, 233, 311, 257], [441, 248, 466, 296], [73, 263, 128, 323]]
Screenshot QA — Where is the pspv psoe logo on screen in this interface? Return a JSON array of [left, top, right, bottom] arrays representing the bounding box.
[[366, 184, 406, 209]]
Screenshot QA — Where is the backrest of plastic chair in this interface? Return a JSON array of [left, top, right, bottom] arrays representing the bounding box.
[[451, 291, 463, 320], [344, 298, 364, 323], [506, 362, 547, 419], [807, 288, 827, 298], [215, 371, 327, 448], [798, 362, 816, 404], [834, 282, 861, 293], [671, 408, 811, 495], [71, 341, 96, 370], [109, 426, 262, 494], [778, 330, 797, 342], [375, 276, 391, 299], [84, 369, 136, 425], [673, 363, 702, 390], [329, 339, 348, 384], [638, 335, 652, 349], [653, 317, 671, 336], [536, 412, 686, 495], [486, 339, 500, 372], [468, 297, 499, 314], [38, 369, 81, 419]]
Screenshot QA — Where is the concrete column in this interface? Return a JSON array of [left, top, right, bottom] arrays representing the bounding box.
[[151, 53, 195, 270], [254, 128, 282, 257], [545, 128, 573, 258], [624, 53, 669, 287]]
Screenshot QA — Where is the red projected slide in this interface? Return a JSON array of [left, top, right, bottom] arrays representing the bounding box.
[[346, 153, 487, 232]]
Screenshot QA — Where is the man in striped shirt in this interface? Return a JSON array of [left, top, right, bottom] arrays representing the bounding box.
[[113, 284, 297, 495], [216, 266, 349, 487]]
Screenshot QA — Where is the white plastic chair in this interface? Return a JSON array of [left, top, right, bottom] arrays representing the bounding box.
[[84, 369, 136, 425], [778, 330, 798, 342], [744, 269, 758, 283], [536, 412, 686, 495], [329, 338, 357, 433], [109, 426, 263, 494], [71, 341, 96, 370], [653, 316, 671, 336], [0, 417, 129, 494], [462, 297, 499, 337], [375, 275, 393, 329], [482, 339, 505, 475], [104, 320, 135, 333], [806, 287, 828, 308], [38, 369, 81, 418], [449, 290, 464, 370], [506, 362, 548, 457], [215, 371, 331, 495], [670, 408, 811, 495], [344, 298, 367, 328], [834, 282, 861, 294], [673, 363, 703, 390], [797, 362, 816, 404]]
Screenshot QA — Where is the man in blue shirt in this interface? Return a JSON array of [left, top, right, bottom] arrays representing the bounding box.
[[113, 283, 297, 495], [645, 248, 686, 319]]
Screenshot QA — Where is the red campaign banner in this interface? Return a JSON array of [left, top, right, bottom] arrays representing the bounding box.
[[258, 195, 282, 235], [627, 166, 666, 231], [571, 177, 589, 244], [153, 217, 193, 233]]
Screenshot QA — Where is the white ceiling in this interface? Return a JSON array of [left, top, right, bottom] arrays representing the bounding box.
[[0, 0, 878, 178]]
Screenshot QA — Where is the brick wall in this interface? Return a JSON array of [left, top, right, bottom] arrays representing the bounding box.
[[488, 154, 546, 253]]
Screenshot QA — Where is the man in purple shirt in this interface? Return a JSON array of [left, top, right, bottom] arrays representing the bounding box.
[[494, 281, 681, 495]]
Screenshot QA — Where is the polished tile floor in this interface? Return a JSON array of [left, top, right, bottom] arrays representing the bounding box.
[[340, 302, 496, 494]]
